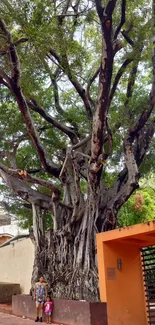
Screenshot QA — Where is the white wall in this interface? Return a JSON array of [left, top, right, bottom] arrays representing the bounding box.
[[0, 238, 34, 294], [0, 220, 29, 236]]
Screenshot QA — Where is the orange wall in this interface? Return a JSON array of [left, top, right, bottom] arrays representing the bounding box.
[[97, 239, 147, 325]]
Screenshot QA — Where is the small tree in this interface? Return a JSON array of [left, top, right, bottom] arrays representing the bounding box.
[[0, 0, 155, 300]]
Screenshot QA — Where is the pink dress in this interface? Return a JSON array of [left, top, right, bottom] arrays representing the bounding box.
[[44, 302, 53, 314]]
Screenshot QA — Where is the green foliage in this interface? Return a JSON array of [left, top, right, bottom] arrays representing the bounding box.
[[0, 0, 154, 227], [118, 186, 155, 227]]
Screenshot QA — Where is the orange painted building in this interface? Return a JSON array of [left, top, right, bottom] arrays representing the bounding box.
[[96, 221, 155, 325]]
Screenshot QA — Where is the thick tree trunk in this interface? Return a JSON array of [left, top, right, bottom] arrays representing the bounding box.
[[30, 151, 141, 300], [30, 177, 117, 301], [39, 201, 99, 300], [31, 204, 47, 285]]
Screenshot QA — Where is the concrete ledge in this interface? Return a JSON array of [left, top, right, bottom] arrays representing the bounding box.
[[12, 295, 107, 325], [0, 282, 20, 303]]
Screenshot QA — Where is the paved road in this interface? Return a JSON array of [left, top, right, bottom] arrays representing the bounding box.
[[0, 313, 38, 324]]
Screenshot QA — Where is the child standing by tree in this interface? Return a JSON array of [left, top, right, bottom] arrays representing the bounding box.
[[44, 296, 53, 324]]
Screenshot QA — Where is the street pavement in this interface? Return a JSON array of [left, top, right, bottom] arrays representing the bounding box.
[[0, 313, 45, 324]]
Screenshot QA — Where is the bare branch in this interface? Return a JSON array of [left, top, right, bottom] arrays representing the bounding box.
[[74, 151, 91, 160], [0, 19, 11, 42], [87, 67, 100, 106], [49, 48, 62, 65], [123, 136, 139, 184], [94, 0, 104, 20], [105, 0, 118, 18], [134, 120, 155, 167], [109, 58, 133, 106], [127, 45, 152, 136], [121, 30, 134, 46], [124, 61, 140, 118], [67, 67, 92, 119], [105, 118, 113, 155], [0, 163, 60, 194], [129, 99, 155, 138], [62, 0, 71, 15], [0, 19, 20, 85], [111, 120, 155, 209], [105, 137, 139, 214], [91, 6, 114, 164], [59, 153, 69, 179], [49, 50, 92, 119], [129, 0, 155, 162], [51, 72, 65, 115], [72, 134, 91, 150], [28, 100, 78, 144], [14, 37, 28, 46], [26, 168, 42, 174], [0, 20, 61, 177], [0, 70, 11, 87], [114, 0, 126, 40], [0, 168, 51, 209], [41, 58, 65, 116], [110, 20, 155, 212], [110, 40, 143, 108], [21, 171, 61, 195], [11, 86, 61, 177], [0, 38, 28, 57], [71, 0, 80, 31]]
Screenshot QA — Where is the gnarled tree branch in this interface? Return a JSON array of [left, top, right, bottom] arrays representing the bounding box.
[[129, 34, 155, 137], [121, 30, 134, 46], [49, 49, 92, 119], [28, 99, 79, 145], [109, 57, 133, 106], [0, 163, 60, 194], [0, 21, 61, 177], [0, 169, 51, 209], [91, 0, 116, 168]]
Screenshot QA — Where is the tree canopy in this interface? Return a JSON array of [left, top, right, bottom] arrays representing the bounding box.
[[0, 0, 155, 301]]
